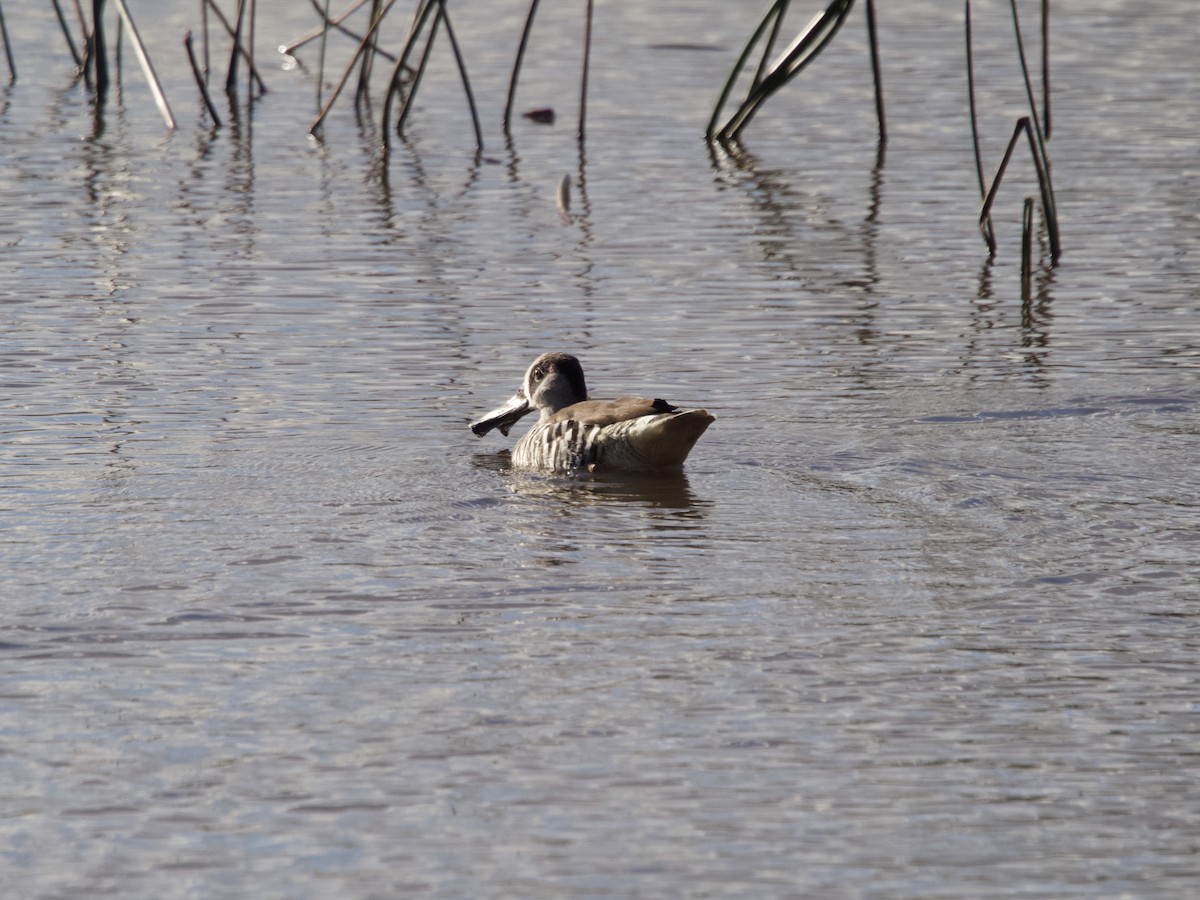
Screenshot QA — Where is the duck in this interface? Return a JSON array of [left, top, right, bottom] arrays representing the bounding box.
[[470, 352, 714, 474]]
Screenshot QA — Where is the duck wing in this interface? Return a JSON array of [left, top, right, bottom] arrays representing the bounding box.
[[547, 396, 678, 427]]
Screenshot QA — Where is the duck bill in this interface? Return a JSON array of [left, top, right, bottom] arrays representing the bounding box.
[[470, 390, 532, 437]]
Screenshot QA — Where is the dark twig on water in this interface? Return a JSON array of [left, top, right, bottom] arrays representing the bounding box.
[[556, 173, 571, 224]]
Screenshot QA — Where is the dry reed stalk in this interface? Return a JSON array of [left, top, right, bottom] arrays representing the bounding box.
[[438, 3, 483, 149], [202, 0, 267, 95], [503, 0, 540, 132], [381, 0, 440, 150], [0, 1, 15, 81], [1041, 0, 1050, 139], [965, 1, 996, 252], [710, 0, 856, 144], [310, 0, 403, 134], [110, 0, 175, 128], [200, 0, 209, 82], [578, 0, 593, 141], [978, 116, 1058, 261], [285, 0, 377, 57], [50, 0, 84, 70], [248, 0, 257, 96], [382, 0, 482, 152], [1008, 0, 1058, 259], [225, 0, 245, 96], [316, 0, 331, 112], [393, 3, 441, 137], [865, 0, 885, 143], [356, 0, 383, 106], [185, 29, 221, 125], [706, 0, 786, 141], [504, 0, 593, 140], [91, 0, 108, 98], [752, 0, 788, 91]]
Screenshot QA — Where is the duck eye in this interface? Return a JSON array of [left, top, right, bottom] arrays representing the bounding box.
[[532, 367, 544, 382]]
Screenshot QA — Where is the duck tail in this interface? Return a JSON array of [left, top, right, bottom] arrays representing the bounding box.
[[626, 409, 715, 470]]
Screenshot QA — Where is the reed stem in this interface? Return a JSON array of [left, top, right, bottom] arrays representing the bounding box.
[[381, 0, 439, 151], [201, 0, 268, 94], [394, 3, 441, 138], [978, 115, 1058, 263], [865, 0, 886, 143], [185, 29, 221, 125], [751, 0, 789, 92], [316, 0, 331, 113], [1008, 0, 1058, 259], [310, 0, 402, 134], [965, 1, 995, 252], [225, 0, 245, 96], [579, 0, 593, 141], [356, 0, 383, 107], [200, 0, 209, 83], [288, 0, 386, 58], [503, 0, 540, 132], [706, 0, 786, 141], [111, 0, 175, 128], [1041, 0, 1051, 139], [50, 0, 84, 70], [716, 0, 854, 144], [0, 0, 15, 81], [91, 0, 108, 99], [437, 1, 483, 150]]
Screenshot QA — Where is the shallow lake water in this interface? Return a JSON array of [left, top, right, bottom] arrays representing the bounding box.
[[3, 1, 1199, 896]]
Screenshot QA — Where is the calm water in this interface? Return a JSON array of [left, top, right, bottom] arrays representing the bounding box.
[[3, 1, 1199, 896]]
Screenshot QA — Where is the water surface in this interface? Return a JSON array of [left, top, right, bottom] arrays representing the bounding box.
[[2, 1, 1199, 896]]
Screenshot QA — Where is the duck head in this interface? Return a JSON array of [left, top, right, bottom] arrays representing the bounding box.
[[471, 352, 588, 437]]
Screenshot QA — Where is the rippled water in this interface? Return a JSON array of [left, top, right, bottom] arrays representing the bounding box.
[[3, 1, 1199, 896]]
